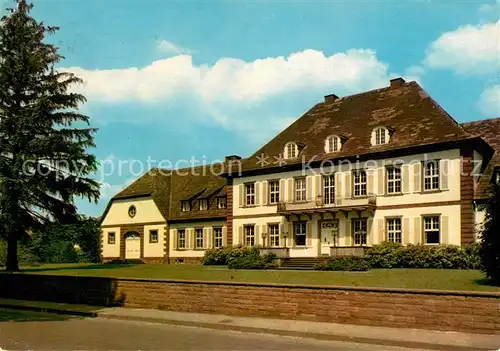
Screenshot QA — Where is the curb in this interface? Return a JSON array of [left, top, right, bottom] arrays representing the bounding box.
[[0, 303, 98, 318]]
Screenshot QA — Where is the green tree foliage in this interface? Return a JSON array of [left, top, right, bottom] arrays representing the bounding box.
[[480, 182, 500, 283], [0, 1, 99, 271]]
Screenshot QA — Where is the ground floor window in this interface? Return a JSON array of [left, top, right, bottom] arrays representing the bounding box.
[[149, 230, 158, 243], [245, 225, 255, 246], [195, 228, 204, 249], [423, 216, 440, 244], [108, 232, 115, 244], [213, 227, 223, 248], [177, 229, 186, 249], [293, 222, 307, 246], [352, 218, 367, 245], [386, 218, 402, 243], [268, 223, 280, 247]]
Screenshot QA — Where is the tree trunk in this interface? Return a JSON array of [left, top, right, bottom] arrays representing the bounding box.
[[6, 229, 19, 272]]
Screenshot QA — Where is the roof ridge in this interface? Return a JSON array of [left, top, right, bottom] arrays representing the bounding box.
[[462, 117, 500, 126]]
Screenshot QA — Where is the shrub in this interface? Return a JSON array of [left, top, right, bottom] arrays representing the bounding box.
[[480, 183, 500, 283], [227, 247, 264, 269], [202, 246, 234, 265], [316, 256, 370, 271], [364, 241, 402, 268]]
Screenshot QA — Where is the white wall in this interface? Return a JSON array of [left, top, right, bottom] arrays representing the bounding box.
[[101, 227, 120, 258], [101, 197, 165, 226], [143, 224, 167, 257], [169, 220, 226, 258]]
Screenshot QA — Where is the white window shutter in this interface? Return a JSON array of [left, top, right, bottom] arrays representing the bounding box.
[[440, 160, 449, 191], [306, 221, 313, 247], [315, 174, 322, 198], [344, 173, 351, 199], [188, 229, 194, 249], [208, 227, 214, 249], [261, 224, 267, 247], [367, 169, 375, 196], [402, 164, 410, 194], [413, 217, 421, 244], [255, 182, 260, 205], [222, 226, 227, 246], [377, 167, 385, 195], [172, 229, 178, 250], [344, 218, 351, 246], [441, 216, 449, 244], [367, 218, 374, 245], [238, 184, 244, 207], [262, 181, 268, 205], [255, 225, 260, 246], [287, 179, 293, 201], [413, 163, 422, 193], [203, 228, 208, 249], [403, 218, 410, 244], [335, 172, 342, 202], [238, 226, 244, 246], [288, 222, 294, 247], [376, 218, 384, 244], [279, 179, 285, 202], [370, 130, 376, 146], [306, 176, 313, 200]]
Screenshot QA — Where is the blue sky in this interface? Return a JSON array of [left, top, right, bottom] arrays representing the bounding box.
[[10, 0, 499, 217]]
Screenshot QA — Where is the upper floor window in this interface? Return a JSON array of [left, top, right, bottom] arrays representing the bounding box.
[[269, 180, 280, 204], [353, 170, 367, 197], [284, 142, 298, 159], [386, 218, 402, 243], [294, 177, 306, 202], [386, 167, 402, 194], [423, 216, 440, 244], [423, 160, 440, 191], [217, 197, 226, 209], [181, 201, 190, 212], [213, 227, 223, 248], [325, 135, 341, 153], [323, 174, 335, 205], [245, 183, 255, 206], [372, 127, 390, 146], [199, 199, 208, 211]]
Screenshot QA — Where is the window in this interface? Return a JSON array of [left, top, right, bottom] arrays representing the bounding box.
[[373, 127, 388, 146], [177, 229, 186, 249], [423, 216, 440, 244], [108, 232, 116, 244], [352, 219, 367, 245], [213, 227, 223, 248], [244, 225, 255, 246], [245, 183, 255, 206], [217, 197, 227, 209], [386, 167, 402, 194], [423, 161, 440, 191], [323, 174, 335, 205], [181, 201, 190, 212], [353, 170, 367, 197], [284, 142, 298, 159], [495, 170, 500, 185], [195, 228, 204, 249], [199, 199, 208, 211], [269, 180, 280, 204], [128, 205, 136, 218], [295, 178, 306, 202], [149, 230, 158, 243], [268, 223, 280, 247], [386, 218, 402, 243], [293, 222, 307, 246], [325, 135, 341, 153]]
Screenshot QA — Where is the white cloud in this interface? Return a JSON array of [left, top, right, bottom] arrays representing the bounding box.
[[157, 39, 193, 55], [99, 177, 135, 200], [424, 21, 500, 75], [479, 85, 500, 116], [479, 0, 500, 21]]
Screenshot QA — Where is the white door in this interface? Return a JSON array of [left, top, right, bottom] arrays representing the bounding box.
[[125, 236, 141, 259], [321, 220, 339, 255]]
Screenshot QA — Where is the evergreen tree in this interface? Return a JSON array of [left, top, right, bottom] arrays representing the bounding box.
[[480, 181, 500, 283], [0, 0, 99, 271]]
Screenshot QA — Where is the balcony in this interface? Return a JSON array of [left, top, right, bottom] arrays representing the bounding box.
[[277, 194, 376, 216]]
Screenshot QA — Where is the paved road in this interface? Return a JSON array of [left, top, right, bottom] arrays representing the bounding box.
[[0, 309, 426, 350]]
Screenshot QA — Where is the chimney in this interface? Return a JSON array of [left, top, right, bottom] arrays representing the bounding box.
[[225, 155, 241, 163], [390, 77, 405, 89], [324, 93, 339, 104]]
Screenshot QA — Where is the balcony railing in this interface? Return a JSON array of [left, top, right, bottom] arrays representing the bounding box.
[[277, 194, 377, 213]]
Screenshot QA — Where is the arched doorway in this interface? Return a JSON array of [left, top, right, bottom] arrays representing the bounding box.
[[124, 232, 141, 259]]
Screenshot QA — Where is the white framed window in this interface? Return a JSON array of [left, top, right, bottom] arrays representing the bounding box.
[[217, 197, 226, 209], [293, 222, 307, 246], [149, 230, 158, 243], [386, 167, 402, 194], [269, 180, 280, 204], [323, 174, 335, 205], [177, 229, 186, 249], [373, 127, 389, 146], [423, 216, 440, 244], [108, 232, 116, 244], [423, 161, 440, 191], [353, 170, 367, 197], [244, 225, 255, 246], [294, 177, 306, 202], [352, 218, 367, 246], [268, 223, 280, 247], [199, 199, 208, 210], [181, 201, 190, 212], [386, 218, 402, 243], [213, 227, 223, 248], [325, 135, 341, 153], [245, 183, 255, 206], [284, 142, 298, 159], [195, 228, 204, 249]]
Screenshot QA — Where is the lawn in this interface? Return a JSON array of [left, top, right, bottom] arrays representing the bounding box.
[[11, 263, 500, 292]]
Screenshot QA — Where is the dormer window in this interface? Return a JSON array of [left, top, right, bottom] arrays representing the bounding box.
[[371, 127, 390, 146], [325, 135, 341, 153], [181, 201, 190, 212], [199, 199, 208, 211], [494, 168, 500, 185], [284, 142, 298, 159]]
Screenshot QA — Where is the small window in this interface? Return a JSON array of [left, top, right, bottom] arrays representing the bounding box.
[[372, 127, 389, 146], [284, 142, 298, 159], [294, 178, 306, 202], [244, 225, 255, 246], [494, 170, 500, 185], [181, 201, 190, 212], [213, 227, 223, 248], [149, 230, 158, 243], [323, 174, 335, 205], [353, 170, 367, 197], [269, 180, 280, 204], [352, 218, 367, 246], [268, 223, 280, 247], [245, 183, 255, 206], [423, 216, 440, 244], [386, 167, 402, 194], [177, 229, 186, 249], [423, 160, 440, 191], [195, 228, 204, 249], [128, 205, 136, 218], [217, 197, 227, 209], [325, 135, 341, 153], [293, 222, 307, 246], [386, 218, 402, 243], [199, 199, 208, 211], [108, 232, 116, 244]]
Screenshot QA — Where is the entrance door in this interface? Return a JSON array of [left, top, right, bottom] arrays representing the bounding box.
[[125, 234, 141, 259], [320, 220, 339, 255]]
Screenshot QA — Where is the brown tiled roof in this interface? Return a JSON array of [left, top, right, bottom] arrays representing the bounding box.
[[237, 80, 471, 173], [461, 117, 500, 200]]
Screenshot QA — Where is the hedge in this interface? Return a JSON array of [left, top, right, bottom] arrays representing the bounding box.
[[203, 246, 278, 269], [315, 256, 370, 271]]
